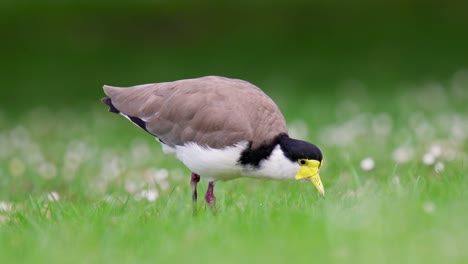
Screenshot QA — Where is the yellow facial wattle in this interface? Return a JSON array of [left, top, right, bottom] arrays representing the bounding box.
[[295, 159, 325, 198]]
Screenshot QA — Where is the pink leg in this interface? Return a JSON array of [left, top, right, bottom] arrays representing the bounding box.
[[205, 181, 216, 206], [191, 172, 200, 202]]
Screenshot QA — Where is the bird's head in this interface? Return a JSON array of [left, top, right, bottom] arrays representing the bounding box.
[[279, 135, 325, 197]]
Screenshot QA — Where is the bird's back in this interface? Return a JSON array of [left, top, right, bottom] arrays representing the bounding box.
[[103, 76, 288, 149]]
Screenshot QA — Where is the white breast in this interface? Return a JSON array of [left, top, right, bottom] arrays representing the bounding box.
[[246, 145, 300, 180]]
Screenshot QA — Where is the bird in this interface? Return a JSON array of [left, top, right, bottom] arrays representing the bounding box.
[[101, 76, 324, 207]]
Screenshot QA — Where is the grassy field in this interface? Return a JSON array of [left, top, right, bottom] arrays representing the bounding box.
[[1, 2, 468, 263], [0, 73, 467, 263]]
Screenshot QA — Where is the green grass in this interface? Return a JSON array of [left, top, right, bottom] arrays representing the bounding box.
[[1, 80, 467, 264], [1, 2, 468, 263]]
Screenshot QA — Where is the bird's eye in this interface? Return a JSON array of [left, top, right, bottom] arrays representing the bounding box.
[[299, 159, 306, 165]]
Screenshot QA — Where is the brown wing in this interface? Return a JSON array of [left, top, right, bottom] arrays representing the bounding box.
[[103, 76, 288, 149]]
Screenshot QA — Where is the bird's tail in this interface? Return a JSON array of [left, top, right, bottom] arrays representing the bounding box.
[[101, 97, 120, 114], [101, 96, 155, 136]]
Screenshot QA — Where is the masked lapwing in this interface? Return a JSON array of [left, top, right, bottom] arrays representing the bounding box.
[[101, 76, 324, 206]]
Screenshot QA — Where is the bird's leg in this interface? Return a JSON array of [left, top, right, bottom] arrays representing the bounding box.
[[205, 181, 216, 207], [190, 172, 200, 202], [191, 173, 201, 216]]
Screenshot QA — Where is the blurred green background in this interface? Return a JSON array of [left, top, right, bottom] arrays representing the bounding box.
[[1, 2, 468, 264], [2, 0, 468, 112]]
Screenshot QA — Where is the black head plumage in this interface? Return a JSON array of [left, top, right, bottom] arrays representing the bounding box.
[[278, 134, 322, 162]]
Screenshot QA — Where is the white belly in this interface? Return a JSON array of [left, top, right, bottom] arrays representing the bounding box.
[[158, 140, 299, 182], [171, 141, 249, 181]]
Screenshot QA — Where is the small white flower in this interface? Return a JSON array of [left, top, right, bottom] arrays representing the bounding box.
[[434, 161, 445, 173], [100, 153, 126, 180], [125, 180, 139, 194], [144, 189, 159, 202], [429, 144, 442, 158], [0, 201, 13, 212], [135, 189, 159, 202], [360, 157, 375, 171], [423, 201, 436, 214], [392, 147, 413, 164], [154, 169, 169, 182], [47, 191, 60, 202], [422, 153, 435, 165]]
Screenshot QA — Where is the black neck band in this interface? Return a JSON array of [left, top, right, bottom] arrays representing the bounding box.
[[237, 133, 288, 167]]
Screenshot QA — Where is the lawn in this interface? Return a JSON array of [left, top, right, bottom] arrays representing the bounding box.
[[0, 75, 467, 263], [1, 2, 468, 263]]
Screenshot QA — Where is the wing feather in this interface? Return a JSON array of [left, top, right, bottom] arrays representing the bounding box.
[[102, 76, 288, 149]]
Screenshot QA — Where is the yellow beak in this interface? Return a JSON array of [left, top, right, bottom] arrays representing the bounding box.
[[295, 160, 325, 198]]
